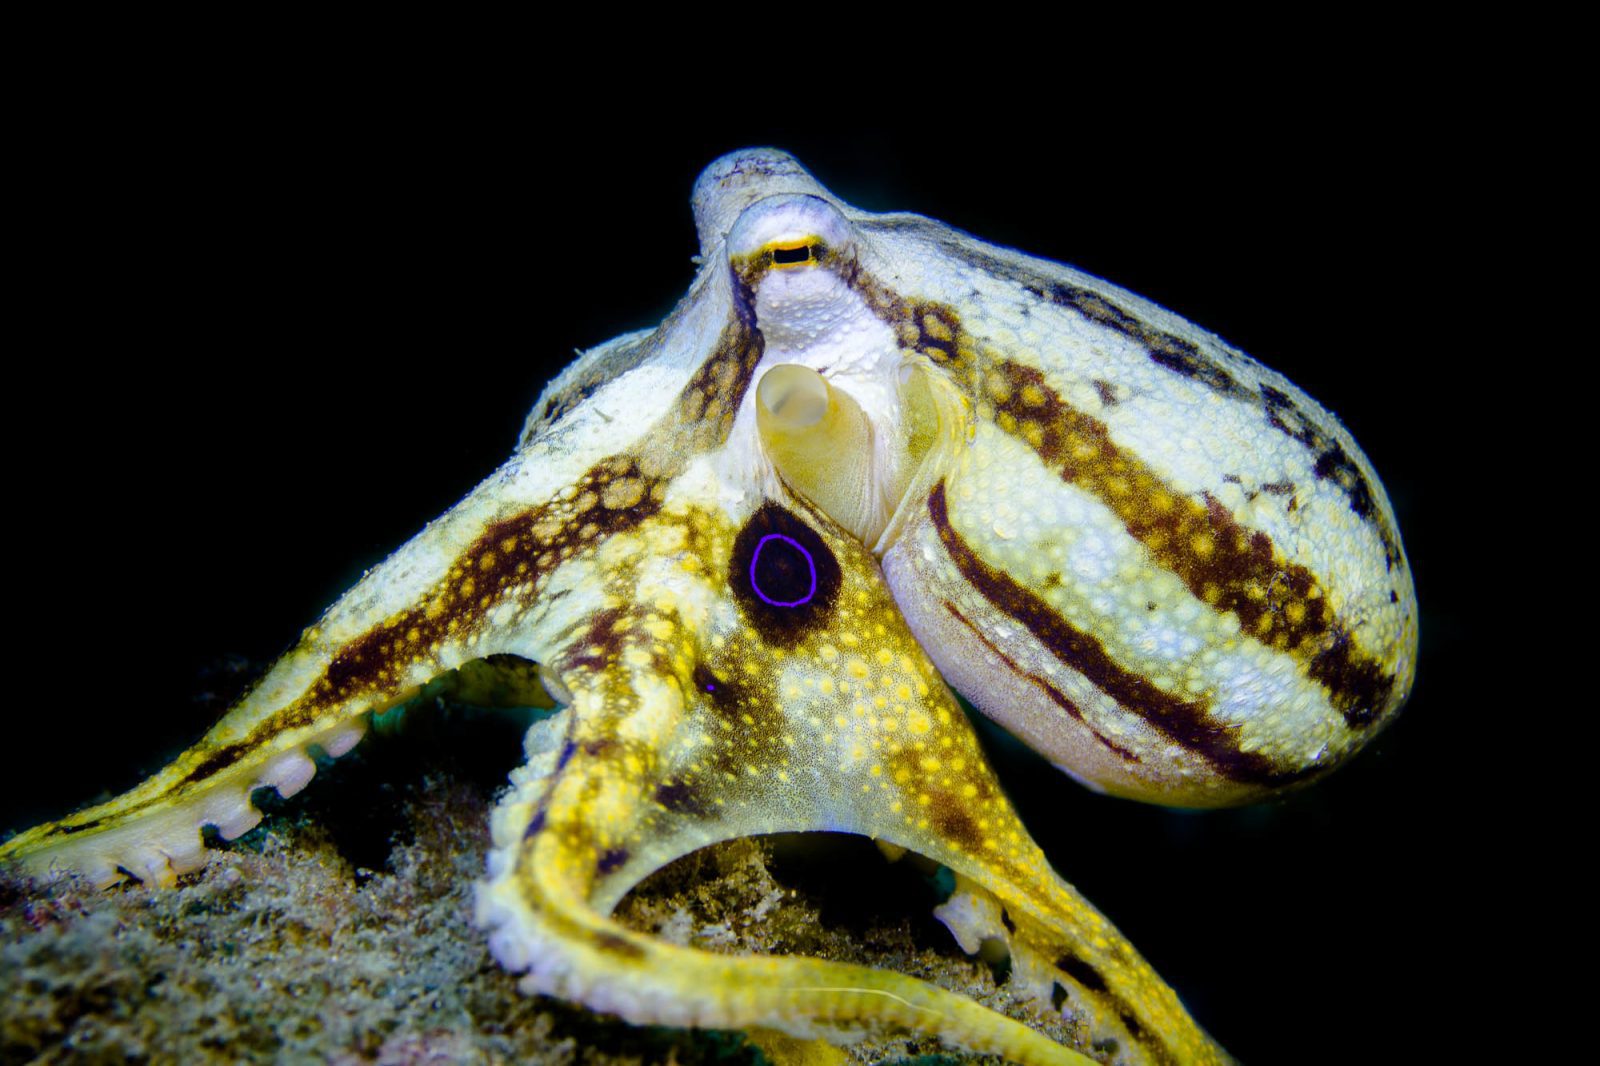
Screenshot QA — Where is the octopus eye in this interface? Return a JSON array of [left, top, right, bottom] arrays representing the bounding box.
[[726, 194, 851, 272], [729, 502, 841, 647], [769, 241, 821, 267]]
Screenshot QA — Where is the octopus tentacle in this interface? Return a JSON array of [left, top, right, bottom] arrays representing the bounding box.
[[474, 489, 1224, 1064], [0, 442, 588, 887], [475, 670, 1094, 1066]]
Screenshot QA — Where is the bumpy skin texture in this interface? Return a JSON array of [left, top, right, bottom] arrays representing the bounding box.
[[0, 150, 1416, 1065]]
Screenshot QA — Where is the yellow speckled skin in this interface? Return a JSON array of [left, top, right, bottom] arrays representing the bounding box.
[[0, 149, 1416, 1065]]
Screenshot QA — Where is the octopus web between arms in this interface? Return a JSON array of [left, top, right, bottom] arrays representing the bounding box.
[[1, 149, 1417, 1065]]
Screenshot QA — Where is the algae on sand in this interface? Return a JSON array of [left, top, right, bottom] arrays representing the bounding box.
[[1, 731, 1078, 1065]]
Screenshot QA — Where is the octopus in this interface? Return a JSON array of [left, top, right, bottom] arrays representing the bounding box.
[[1, 148, 1417, 1065]]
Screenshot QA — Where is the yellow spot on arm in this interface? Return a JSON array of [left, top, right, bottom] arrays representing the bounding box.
[[603, 477, 646, 510]]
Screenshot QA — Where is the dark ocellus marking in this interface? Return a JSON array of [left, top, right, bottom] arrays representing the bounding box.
[[749, 533, 819, 607], [728, 502, 843, 649], [930, 483, 1312, 787], [984, 360, 1395, 728], [943, 601, 1141, 764], [596, 848, 629, 875]]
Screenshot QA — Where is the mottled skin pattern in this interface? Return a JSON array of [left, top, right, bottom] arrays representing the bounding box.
[[0, 150, 1417, 1065]]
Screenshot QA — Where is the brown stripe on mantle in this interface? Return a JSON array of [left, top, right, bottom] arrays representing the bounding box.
[[929, 481, 1312, 787], [853, 214, 1403, 570], [981, 359, 1395, 728], [942, 600, 1141, 764]]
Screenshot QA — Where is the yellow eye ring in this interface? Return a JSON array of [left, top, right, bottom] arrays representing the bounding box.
[[767, 239, 821, 268]]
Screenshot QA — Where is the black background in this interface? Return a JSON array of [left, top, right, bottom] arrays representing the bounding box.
[[6, 62, 1489, 1064]]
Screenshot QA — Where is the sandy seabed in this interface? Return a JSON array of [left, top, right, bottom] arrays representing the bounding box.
[[1, 727, 1073, 1066]]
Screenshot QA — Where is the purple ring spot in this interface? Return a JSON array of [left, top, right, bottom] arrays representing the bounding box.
[[750, 533, 817, 607]]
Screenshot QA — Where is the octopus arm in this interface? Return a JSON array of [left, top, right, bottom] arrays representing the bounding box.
[[0, 452, 566, 887], [475, 497, 1227, 1064]]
